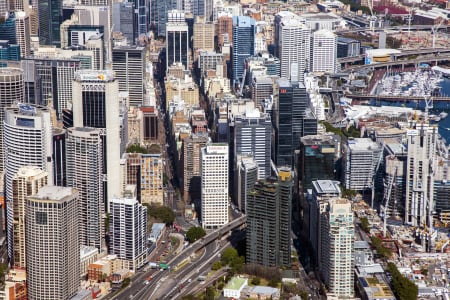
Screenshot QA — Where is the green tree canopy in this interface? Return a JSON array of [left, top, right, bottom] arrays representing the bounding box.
[[186, 226, 206, 243], [145, 204, 175, 225], [221, 247, 239, 265], [387, 262, 418, 300], [360, 217, 370, 233]]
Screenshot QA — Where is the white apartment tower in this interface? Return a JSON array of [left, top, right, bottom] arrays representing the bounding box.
[[109, 189, 148, 271], [66, 127, 104, 250], [320, 198, 354, 298], [72, 70, 121, 211], [344, 138, 382, 191], [0, 68, 24, 172], [201, 144, 229, 229], [405, 124, 437, 228], [25, 186, 80, 300], [276, 11, 311, 83], [11, 166, 48, 269], [15, 11, 31, 58], [4, 104, 53, 261], [311, 29, 337, 73]]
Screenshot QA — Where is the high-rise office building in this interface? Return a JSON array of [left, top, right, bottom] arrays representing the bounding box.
[[0, 68, 24, 172], [166, 13, 189, 70], [201, 144, 229, 229], [134, 0, 147, 37], [232, 16, 256, 85], [299, 134, 341, 193], [182, 133, 209, 202], [4, 104, 53, 260], [112, 46, 145, 107], [141, 153, 164, 205], [109, 190, 147, 271], [21, 57, 80, 116], [151, 0, 178, 37], [275, 11, 310, 82], [246, 168, 292, 267], [38, 0, 62, 47], [193, 0, 213, 21], [11, 167, 48, 269], [337, 37, 361, 58], [193, 16, 215, 52], [72, 70, 121, 211], [275, 79, 311, 168], [320, 198, 354, 298], [217, 12, 232, 48], [311, 29, 337, 73], [344, 138, 382, 191], [0, 13, 16, 44], [52, 128, 66, 186], [0, 40, 19, 62], [112, 2, 136, 44], [308, 180, 341, 267], [0, 0, 8, 21], [234, 109, 271, 180], [25, 186, 79, 300], [14, 11, 30, 58], [235, 154, 258, 212], [405, 124, 437, 228], [66, 127, 104, 250]]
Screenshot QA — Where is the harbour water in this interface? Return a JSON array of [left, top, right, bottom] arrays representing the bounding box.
[[369, 78, 450, 145]]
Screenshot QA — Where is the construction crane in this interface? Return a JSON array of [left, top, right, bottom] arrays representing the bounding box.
[[432, 18, 445, 49], [383, 166, 397, 238], [371, 143, 384, 208]]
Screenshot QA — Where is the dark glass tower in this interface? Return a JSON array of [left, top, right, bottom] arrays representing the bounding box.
[[275, 79, 313, 168], [246, 167, 292, 267], [38, 0, 62, 47], [232, 16, 255, 85], [52, 128, 66, 186]]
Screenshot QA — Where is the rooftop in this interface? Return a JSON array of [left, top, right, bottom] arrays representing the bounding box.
[[313, 180, 341, 195], [348, 138, 381, 152], [225, 277, 247, 290], [32, 186, 76, 201]]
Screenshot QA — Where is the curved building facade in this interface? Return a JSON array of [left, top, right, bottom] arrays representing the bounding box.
[[0, 68, 24, 171], [4, 104, 53, 260]]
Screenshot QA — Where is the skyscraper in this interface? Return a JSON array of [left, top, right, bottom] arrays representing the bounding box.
[[308, 180, 341, 267], [234, 109, 271, 180], [14, 11, 31, 58], [112, 2, 136, 44], [135, 0, 147, 37], [201, 144, 229, 229], [66, 127, 104, 250], [232, 16, 256, 85], [38, 0, 62, 47], [246, 168, 292, 267], [166, 12, 189, 70], [72, 70, 121, 211], [320, 198, 354, 298], [311, 29, 337, 73], [109, 189, 147, 271], [52, 128, 67, 186], [0, 68, 24, 172], [21, 57, 80, 115], [344, 138, 382, 191], [11, 167, 48, 269], [275, 79, 311, 168], [276, 11, 310, 82], [193, 16, 215, 52], [141, 153, 164, 205], [182, 133, 209, 202], [193, 0, 213, 21], [4, 104, 53, 260], [405, 124, 437, 228], [299, 134, 341, 193], [0, 0, 8, 21], [235, 154, 258, 212], [152, 0, 178, 37], [25, 186, 79, 300], [112, 46, 145, 107]]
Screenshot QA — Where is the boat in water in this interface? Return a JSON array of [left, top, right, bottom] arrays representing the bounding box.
[[440, 112, 448, 119]]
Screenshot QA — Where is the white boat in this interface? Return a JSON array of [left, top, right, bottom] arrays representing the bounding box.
[[439, 112, 448, 119]]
